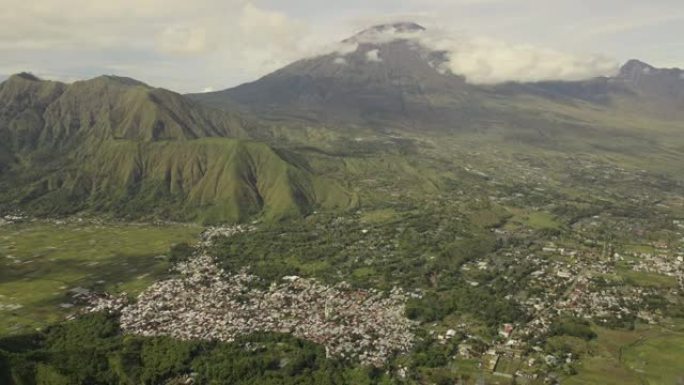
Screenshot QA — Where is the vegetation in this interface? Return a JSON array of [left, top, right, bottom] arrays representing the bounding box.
[[1, 49, 684, 384], [0, 221, 201, 334], [550, 317, 597, 341], [0, 313, 397, 385]]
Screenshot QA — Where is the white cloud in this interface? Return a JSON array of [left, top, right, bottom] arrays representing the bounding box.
[[365, 49, 383, 63], [340, 22, 618, 83], [429, 35, 619, 83], [333, 57, 348, 65], [330, 41, 359, 56], [0, 0, 321, 92], [159, 26, 209, 55], [1, 0, 674, 90]]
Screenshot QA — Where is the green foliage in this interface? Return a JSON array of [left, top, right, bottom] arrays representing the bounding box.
[[549, 317, 597, 341], [0, 221, 201, 334], [0, 315, 400, 385], [138, 338, 199, 384], [406, 286, 526, 329], [0, 351, 14, 385], [411, 342, 453, 368], [168, 242, 195, 264]]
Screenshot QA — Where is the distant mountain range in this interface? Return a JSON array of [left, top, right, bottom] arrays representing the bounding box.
[[191, 22, 684, 126], [1, 22, 682, 222]]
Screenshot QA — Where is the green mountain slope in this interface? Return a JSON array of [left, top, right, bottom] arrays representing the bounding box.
[[0, 73, 66, 151], [0, 73, 249, 152], [0, 74, 352, 223], [2, 24, 683, 223], [9, 138, 350, 223]]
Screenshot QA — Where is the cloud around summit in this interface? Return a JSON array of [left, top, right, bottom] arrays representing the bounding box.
[[0, 0, 681, 91], [333, 23, 619, 83]]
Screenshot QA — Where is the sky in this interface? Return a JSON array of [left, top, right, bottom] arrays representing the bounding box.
[[1, 0, 682, 92]]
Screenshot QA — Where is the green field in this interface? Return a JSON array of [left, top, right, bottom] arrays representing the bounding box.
[[565, 323, 684, 385], [619, 269, 680, 289], [0, 221, 201, 334], [503, 207, 562, 231], [622, 330, 684, 384]]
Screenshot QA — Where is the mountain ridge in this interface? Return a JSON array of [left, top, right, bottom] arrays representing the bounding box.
[[0, 74, 353, 223], [2, 22, 683, 222]]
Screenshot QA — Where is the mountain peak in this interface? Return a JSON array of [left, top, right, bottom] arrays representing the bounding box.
[[617, 59, 684, 84], [5, 72, 43, 84], [366, 22, 426, 33], [12, 72, 41, 81], [620, 59, 655, 74], [89, 75, 149, 88], [347, 22, 426, 43]]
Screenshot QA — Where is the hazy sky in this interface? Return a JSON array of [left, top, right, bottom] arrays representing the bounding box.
[[1, 0, 682, 92]]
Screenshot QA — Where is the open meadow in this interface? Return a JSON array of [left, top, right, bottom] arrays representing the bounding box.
[[0, 221, 201, 335]]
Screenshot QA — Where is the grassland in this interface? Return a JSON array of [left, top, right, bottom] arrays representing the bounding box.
[[0, 221, 201, 335], [565, 322, 684, 385], [504, 207, 562, 231], [622, 331, 684, 384], [619, 269, 680, 289]]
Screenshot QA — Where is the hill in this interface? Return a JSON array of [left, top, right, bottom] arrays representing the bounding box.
[[0, 74, 352, 222], [0, 73, 247, 151]]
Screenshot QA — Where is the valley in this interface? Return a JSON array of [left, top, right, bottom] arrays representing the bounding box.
[[1, 20, 683, 385], [1, 141, 682, 383]]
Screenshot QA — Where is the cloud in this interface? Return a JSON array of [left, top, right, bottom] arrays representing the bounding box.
[[0, 0, 318, 92], [333, 57, 348, 65], [365, 49, 382, 62], [159, 26, 209, 55], [429, 35, 619, 83], [339, 22, 619, 83], [330, 42, 359, 56], [1, 0, 671, 91]]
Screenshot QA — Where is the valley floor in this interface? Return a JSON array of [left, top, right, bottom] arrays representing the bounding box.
[[1, 205, 683, 384], [0, 218, 201, 334]]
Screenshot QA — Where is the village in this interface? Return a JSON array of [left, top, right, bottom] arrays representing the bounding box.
[[79, 226, 416, 367], [442, 228, 684, 379], [54, 197, 682, 382]]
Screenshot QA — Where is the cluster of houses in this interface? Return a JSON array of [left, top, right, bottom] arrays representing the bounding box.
[[67, 202, 681, 378], [198, 224, 257, 247], [626, 249, 684, 290], [1, 214, 25, 226], [446, 235, 683, 378], [515, 249, 668, 339], [85, 253, 415, 367]]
